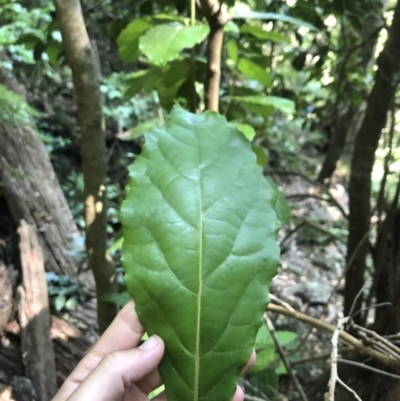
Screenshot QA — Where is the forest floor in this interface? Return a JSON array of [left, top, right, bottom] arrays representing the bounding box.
[[0, 172, 353, 401]]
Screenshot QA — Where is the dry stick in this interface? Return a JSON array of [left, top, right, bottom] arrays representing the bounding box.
[[264, 313, 309, 401], [353, 324, 400, 358], [357, 333, 400, 360], [338, 358, 400, 380], [296, 216, 346, 244], [328, 317, 348, 401], [242, 379, 271, 401], [286, 193, 348, 219], [348, 279, 371, 319], [244, 395, 269, 401], [267, 304, 400, 369], [291, 348, 353, 366]]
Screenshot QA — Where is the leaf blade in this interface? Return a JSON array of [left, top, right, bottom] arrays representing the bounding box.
[[121, 106, 280, 401]]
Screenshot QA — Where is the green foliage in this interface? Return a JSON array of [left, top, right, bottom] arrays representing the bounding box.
[[139, 24, 209, 66], [0, 0, 60, 65], [237, 58, 271, 87], [46, 272, 84, 312], [266, 178, 291, 225], [121, 106, 280, 401], [0, 84, 39, 125]]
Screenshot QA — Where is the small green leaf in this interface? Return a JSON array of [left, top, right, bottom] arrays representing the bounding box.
[[101, 292, 131, 307], [231, 122, 256, 141], [117, 119, 161, 141], [266, 178, 291, 225], [227, 39, 239, 64], [118, 19, 152, 63], [65, 295, 78, 310], [107, 236, 124, 254], [237, 59, 271, 87], [252, 145, 269, 166], [240, 25, 290, 43], [248, 348, 277, 374], [233, 11, 317, 30], [121, 106, 280, 401], [254, 325, 274, 349], [139, 24, 209, 66], [45, 43, 61, 66], [232, 95, 296, 114], [54, 295, 66, 311], [124, 68, 161, 98], [224, 20, 240, 34]]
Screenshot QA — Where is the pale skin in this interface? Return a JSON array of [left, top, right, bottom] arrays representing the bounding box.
[[52, 301, 255, 401]]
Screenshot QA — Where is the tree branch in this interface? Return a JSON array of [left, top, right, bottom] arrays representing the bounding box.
[[199, 0, 227, 111]]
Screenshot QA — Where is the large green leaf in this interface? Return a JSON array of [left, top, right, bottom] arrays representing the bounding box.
[[121, 106, 280, 401], [139, 24, 209, 66], [237, 58, 271, 87], [118, 19, 152, 63]]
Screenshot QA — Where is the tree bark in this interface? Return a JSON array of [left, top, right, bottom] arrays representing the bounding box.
[[0, 50, 78, 276], [200, 0, 227, 111], [18, 221, 57, 401], [55, 0, 117, 333], [318, 0, 386, 183], [344, 0, 400, 319]]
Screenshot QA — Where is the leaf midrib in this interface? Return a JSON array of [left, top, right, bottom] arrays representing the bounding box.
[[194, 141, 203, 401]]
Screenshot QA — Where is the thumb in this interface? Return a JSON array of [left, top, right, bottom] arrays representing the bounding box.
[[66, 335, 164, 401]]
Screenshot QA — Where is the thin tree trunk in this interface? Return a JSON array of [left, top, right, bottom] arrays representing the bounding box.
[[318, 0, 386, 183], [0, 50, 78, 276], [344, 0, 400, 319], [200, 0, 227, 111], [55, 0, 117, 332]]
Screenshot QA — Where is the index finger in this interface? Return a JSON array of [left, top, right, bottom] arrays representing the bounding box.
[[53, 300, 144, 401]]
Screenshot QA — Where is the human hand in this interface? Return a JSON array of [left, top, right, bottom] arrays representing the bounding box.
[[52, 301, 254, 401]]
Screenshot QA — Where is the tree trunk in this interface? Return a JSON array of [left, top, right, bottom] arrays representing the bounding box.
[[318, 0, 386, 183], [55, 0, 117, 333], [18, 221, 57, 401], [200, 0, 227, 111], [344, 0, 400, 319], [0, 50, 78, 276]]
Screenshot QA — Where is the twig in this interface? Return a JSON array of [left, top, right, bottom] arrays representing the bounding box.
[[267, 304, 400, 369], [328, 317, 347, 401], [337, 378, 362, 401], [296, 217, 346, 244], [279, 221, 306, 247], [338, 359, 400, 380], [264, 313, 309, 401], [352, 323, 400, 359], [348, 280, 370, 318], [286, 193, 348, 219], [291, 348, 353, 366], [244, 395, 269, 401], [269, 294, 296, 312], [242, 379, 270, 401], [328, 317, 363, 401]]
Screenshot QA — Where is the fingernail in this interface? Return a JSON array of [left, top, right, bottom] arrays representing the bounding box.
[[139, 335, 158, 350]]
